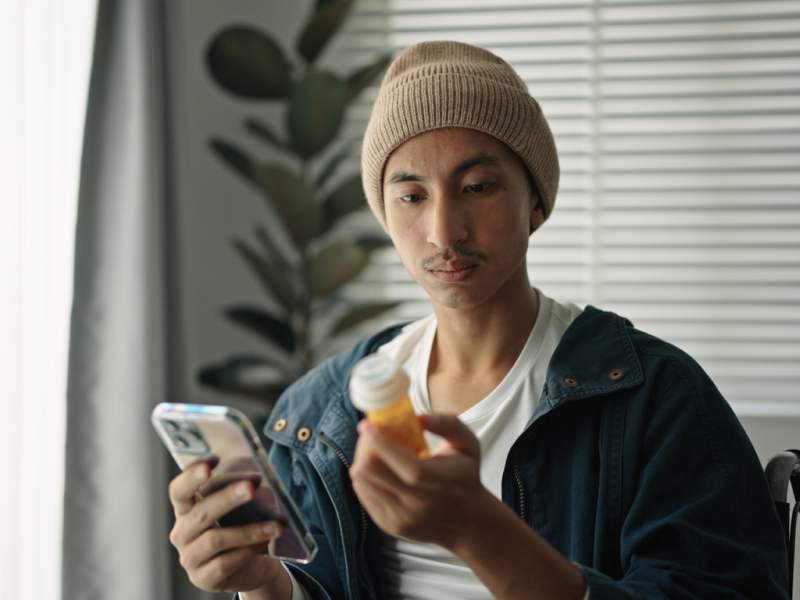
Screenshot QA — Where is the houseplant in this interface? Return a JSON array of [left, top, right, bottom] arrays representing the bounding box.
[[199, 0, 395, 406]]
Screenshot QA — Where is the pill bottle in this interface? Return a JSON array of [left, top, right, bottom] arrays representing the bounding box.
[[349, 354, 429, 458]]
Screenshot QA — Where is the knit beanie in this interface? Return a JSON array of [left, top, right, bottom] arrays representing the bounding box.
[[361, 41, 559, 231]]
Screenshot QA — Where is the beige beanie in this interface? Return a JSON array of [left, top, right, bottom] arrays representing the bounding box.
[[361, 41, 559, 231]]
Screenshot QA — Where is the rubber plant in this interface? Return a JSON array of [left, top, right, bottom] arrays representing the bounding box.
[[199, 0, 395, 406]]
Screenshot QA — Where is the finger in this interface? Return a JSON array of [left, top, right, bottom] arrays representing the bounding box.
[[189, 544, 266, 593], [171, 479, 255, 547], [419, 414, 480, 459], [169, 462, 211, 516], [357, 420, 428, 486], [182, 520, 282, 572]]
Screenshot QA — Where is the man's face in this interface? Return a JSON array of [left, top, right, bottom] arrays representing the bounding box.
[[382, 127, 544, 311]]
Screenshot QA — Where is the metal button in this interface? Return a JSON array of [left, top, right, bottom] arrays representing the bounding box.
[[274, 418, 287, 432], [297, 427, 312, 442], [564, 378, 578, 386], [610, 370, 623, 380]]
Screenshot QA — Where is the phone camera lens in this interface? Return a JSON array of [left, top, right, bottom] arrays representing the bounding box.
[[174, 435, 189, 449], [163, 420, 179, 433]]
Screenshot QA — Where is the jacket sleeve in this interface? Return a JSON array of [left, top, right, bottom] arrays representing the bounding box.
[[583, 356, 790, 600]]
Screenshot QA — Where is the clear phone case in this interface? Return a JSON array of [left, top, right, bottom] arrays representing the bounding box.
[[151, 402, 317, 563]]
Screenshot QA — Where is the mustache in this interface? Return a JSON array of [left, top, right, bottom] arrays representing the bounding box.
[[420, 247, 488, 269]]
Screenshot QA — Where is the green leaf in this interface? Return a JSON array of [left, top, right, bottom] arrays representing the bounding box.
[[198, 354, 289, 403], [254, 225, 293, 270], [225, 306, 296, 352], [231, 239, 296, 313], [315, 0, 340, 10], [206, 26, 292, 99], [315, 142, 352, 189], [209, 138, 258, 186], [308, 238, 369, 296], [287, 71, 348, 158], [331, 301, 402, 335], [254, 164, 322, 246], [353, 232, 394, 252], [346, 54, 392, 101], [245, 118, 287, 150], [297, 1, 354, 65], [324, 174, 365, 226]]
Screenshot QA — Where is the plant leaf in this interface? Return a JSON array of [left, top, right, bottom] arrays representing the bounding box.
[[232, 239, 296, 313], [331, 301, 402, 335], [209, 138, 258, 186], [254, 225, 294, 270], [206, 26, 292, 99], [315, 142, 352, 189], [297, 0, 354, 65], [254, 164, 322, 246], [324, 174, 365, 227], [308, 238, 369, 297], [315, 0, 340, 10], [245, 118, 287, 150], [346, 54, 391, 101], [287, 71, 348, 158], [353, 232, 394, 252], [225, 306, 296, 352], [198, 354, 289, 403]]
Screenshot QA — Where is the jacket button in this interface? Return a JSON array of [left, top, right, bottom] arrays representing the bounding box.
[[274, 418, 287, 432], [564, 378, 578, 386], [297, 427, 312, 442], [610, 370, 623, 380]]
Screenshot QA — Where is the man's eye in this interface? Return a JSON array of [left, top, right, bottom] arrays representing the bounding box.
[[466, 183, 491, 194], [400, 194, 422, 203]]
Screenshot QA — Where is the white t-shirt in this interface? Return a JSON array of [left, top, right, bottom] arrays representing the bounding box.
[[374, 290, 583, 600], [284, 290, 584, 600]]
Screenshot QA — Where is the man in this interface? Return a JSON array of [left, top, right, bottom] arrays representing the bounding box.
[[168, 41, 789, 600]]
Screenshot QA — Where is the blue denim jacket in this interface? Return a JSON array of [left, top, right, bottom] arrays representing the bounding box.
[[255, 306, 789, 600]]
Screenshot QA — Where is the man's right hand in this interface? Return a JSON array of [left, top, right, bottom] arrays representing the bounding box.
[[168, 462, 292, 599]]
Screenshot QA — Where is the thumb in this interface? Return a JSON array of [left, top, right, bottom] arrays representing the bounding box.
[[419, 414, 480, 460]]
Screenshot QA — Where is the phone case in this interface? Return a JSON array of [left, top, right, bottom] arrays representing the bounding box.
[[151, 402, 317, 563]]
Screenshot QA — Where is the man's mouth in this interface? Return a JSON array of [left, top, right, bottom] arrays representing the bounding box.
[[428, 260, 478, 282]]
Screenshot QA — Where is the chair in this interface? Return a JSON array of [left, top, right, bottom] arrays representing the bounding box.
[[765, 449, 800, 597]]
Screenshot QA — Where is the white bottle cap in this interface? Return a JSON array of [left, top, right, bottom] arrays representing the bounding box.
[[349, 354, 410, 412]]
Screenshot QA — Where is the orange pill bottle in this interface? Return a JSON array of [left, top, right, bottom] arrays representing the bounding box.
[[350, 354, 429, 458]]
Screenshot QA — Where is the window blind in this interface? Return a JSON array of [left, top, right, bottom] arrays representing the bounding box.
[[326, 0, 800, 416]]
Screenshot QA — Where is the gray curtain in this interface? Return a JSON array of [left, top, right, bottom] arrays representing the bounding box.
[[62, 0, 175, 597]]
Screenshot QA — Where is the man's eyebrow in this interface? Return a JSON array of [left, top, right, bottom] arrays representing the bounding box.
[[451, 152, 501, 178], [385, 171, 425, 185]]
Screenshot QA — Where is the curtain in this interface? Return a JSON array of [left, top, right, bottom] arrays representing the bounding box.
[[62, 0, 175, 597], [0, 1, 96, 599]]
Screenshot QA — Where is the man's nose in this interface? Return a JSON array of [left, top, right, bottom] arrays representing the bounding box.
[[426, 193, 468, 249]]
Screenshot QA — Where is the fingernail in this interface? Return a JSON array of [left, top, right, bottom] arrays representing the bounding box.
[[263, 522, 278, 536], [193, 465, 207, 480], [235, 482, 251, 498]]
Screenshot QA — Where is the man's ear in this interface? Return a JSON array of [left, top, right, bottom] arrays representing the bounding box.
[[529, 197, 545, 234]]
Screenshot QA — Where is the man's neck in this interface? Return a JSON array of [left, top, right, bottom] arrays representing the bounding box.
[[427, 279, 540, 415]]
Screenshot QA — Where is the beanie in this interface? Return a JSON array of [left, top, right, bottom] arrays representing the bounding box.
[[361, 41, 560, 231]]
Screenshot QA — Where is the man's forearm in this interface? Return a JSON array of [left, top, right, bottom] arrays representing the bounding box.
[[447, 488, 587, 600]]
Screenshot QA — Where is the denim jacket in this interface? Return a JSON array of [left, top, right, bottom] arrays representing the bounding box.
[[255, 306, 789, 600]]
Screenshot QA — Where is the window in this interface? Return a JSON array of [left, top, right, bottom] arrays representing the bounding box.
[[329, 0, 800, 416]]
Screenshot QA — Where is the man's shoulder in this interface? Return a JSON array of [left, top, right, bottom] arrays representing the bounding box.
[[264, 322, 409, 442]]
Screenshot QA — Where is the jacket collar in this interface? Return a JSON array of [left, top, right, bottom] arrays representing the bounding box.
[[543, 305, 644, 406]]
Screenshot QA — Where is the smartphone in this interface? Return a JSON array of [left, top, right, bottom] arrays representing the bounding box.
[[151, 402, 317, 563]]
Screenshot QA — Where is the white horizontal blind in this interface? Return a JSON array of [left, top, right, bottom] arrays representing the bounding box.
[[328, 0, 800, 416]]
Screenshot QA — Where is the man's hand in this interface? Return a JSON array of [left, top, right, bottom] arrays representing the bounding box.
[[349, 413, 495, 549], [168, 462, 292, 599], [349, 414, 587, 600]]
